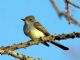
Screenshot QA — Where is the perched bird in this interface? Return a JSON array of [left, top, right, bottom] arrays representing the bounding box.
[[22, 16, 69, 50]]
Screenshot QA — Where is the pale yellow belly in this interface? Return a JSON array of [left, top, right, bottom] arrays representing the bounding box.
[[30, 29, 45, 38]]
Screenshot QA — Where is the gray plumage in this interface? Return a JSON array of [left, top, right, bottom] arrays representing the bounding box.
[[23, 16, 49, 46]]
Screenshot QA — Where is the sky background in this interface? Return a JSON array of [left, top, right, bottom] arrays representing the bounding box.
[[0, 0, 80, 60]]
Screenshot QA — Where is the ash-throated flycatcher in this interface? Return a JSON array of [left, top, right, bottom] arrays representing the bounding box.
[[22, 16, 69, 50]]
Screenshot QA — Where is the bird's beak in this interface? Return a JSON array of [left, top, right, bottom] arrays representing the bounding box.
[[21, 19, 25, 21]]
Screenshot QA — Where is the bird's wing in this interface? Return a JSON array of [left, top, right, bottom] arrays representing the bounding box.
[[34, 21, 69, 50], [34, 21, 50, 47], [34, 21, 50, 36]]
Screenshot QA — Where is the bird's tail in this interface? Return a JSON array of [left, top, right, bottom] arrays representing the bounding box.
[[50, 40, 69, 50], [42, 42, 49, 47]]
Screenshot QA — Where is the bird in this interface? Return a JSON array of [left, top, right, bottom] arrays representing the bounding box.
[[21, 16, 69, 50]]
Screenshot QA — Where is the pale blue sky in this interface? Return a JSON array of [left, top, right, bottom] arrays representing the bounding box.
[[0, 0, 80, 60]]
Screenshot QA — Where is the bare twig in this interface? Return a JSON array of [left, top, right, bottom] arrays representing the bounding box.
[[67, 0, 80, 8], [50, 0, 62, 16], [0, 49, 40, 60], [50, 0, 80, 26], [61, 12, 80, 25], [0, 32, 80, 51]]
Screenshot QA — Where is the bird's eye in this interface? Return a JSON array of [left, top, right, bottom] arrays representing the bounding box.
[[30, 19, 32, 20], [29, 19, 33, 22]]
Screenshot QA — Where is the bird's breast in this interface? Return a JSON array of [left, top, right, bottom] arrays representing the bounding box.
[[29, 29, 45, 38]]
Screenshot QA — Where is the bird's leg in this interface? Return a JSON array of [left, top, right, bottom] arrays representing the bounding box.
[[40, 37, 50, 47], [31, 38, 39, 45]]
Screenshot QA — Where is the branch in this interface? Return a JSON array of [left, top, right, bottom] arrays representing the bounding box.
[[0, 32, 80, 51], [0, 49, 40, 60], [50, 0, 62, 16], [50, 0, 80, 26], [67, 0, 80, 8], [61, 12, 80, 25]]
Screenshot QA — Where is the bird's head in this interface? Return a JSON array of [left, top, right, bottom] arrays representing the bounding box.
[[21, 16, 37, 25]]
